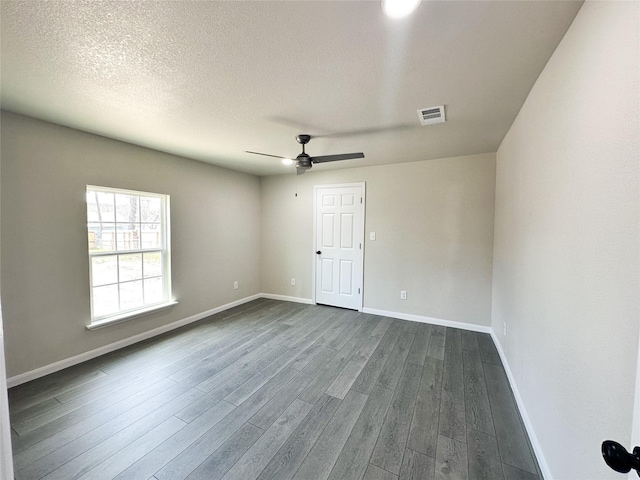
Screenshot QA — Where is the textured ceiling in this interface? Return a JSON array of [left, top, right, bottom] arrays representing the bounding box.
[[0, 1, 582, 176]]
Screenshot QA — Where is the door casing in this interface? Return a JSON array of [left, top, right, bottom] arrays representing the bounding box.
[[312, 182, 366, 311]]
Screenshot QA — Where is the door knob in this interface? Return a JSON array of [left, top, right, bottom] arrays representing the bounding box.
[[316, 251, 322, 255], [602, 440, 640, 476]]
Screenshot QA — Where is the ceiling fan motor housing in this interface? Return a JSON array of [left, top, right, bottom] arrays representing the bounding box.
[[296, 153, 312, 168]]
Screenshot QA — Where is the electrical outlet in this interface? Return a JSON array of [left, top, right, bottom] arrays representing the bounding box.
[[291, 278, 296, 286], [370, 232, 376, 241], [503, 322, 507, 336], [400, 290, 407, 300], [233, 281, 239, 290]]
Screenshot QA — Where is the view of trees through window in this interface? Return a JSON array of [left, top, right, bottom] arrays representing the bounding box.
[[87, 187, 170, 320]]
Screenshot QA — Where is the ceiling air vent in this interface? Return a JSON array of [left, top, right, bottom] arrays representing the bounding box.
[[417, 105, 446, 126]]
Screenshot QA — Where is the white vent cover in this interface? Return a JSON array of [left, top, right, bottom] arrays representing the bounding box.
[[417, 105, 446, 126]]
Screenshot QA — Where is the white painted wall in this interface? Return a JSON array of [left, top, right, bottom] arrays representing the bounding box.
[[261, 153, 496, 327], [492, 2, 639, 479], [0, 112, 262, 378]]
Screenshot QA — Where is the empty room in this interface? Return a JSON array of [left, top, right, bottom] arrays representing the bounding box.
[[0, 1, 638, 479]]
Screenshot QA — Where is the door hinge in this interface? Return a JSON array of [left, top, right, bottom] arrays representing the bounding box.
[[359, 243, 362, 249], [360, 197, 363, 204], [358, 288, 361, 294]]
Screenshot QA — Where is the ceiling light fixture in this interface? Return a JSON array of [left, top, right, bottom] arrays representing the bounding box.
[[382, 0, 421, 18], [282, 158, 294, 165]]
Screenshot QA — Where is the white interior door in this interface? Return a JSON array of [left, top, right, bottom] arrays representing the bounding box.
[[314, 183, 365, 311]]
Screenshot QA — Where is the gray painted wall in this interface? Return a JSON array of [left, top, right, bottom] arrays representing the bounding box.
[[492, 2, 639, 478], [260, 153, 496, 326], [1, 112, 262, 378]]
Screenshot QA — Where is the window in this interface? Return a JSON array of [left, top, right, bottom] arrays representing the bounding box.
[[86, 186, 173, 327]]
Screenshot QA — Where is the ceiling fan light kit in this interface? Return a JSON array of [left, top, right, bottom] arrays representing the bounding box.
[[246, 134, 365, 175]]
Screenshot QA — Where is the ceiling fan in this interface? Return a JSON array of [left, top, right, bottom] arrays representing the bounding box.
[[246, 135, 364, 174]]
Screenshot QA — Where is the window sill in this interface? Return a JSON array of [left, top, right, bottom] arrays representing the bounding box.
[[86, 301, 178, 330]]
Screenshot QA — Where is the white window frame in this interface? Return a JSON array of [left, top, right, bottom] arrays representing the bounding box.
[[86, 185, 175, 329]]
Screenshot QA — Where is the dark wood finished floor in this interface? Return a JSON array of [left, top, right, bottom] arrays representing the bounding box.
[[9, 299, 542, 480]]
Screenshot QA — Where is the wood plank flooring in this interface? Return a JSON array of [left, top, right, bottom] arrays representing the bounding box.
[[9, 299, 542, 480]]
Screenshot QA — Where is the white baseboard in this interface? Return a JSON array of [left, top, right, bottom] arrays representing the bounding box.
[[7, 294, 262, 388], [2, 294, 551, 480], [8, 297, 484, 387], [362, 308, 551, 477], [7, 292, 547, 480], [490, 331, 551, 480], [259, 293, 314, 305], [362, 307, 492, 334]]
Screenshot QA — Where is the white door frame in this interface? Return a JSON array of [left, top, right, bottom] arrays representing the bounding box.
[[632, 327, 640, 447], [628, 329, 640, 480], [312, 182, 366, 311], [0, 301, 14, 480]]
